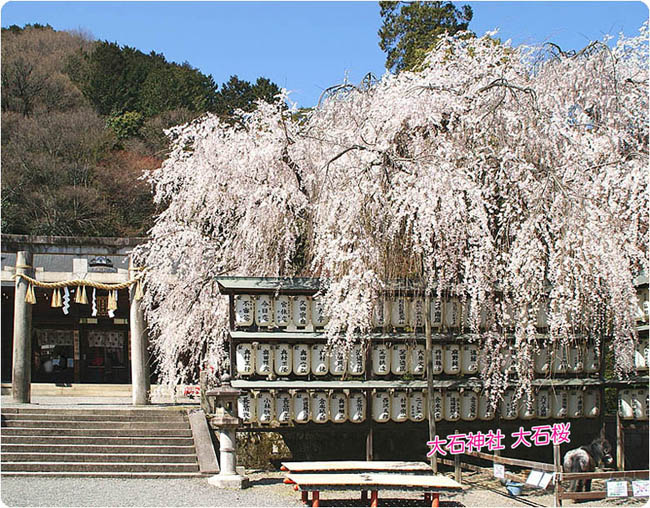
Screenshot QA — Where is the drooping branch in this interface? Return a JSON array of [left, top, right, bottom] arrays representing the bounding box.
[[478, 78, 538, 109], [136, 27, 648, 405]]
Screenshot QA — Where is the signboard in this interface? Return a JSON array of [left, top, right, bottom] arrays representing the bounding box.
[[632, 480, 649, 497], [606, 480, 628, 497], [493, 463, 505, 479], [526, 470, 554, 489], [539, 473, 554, 489]]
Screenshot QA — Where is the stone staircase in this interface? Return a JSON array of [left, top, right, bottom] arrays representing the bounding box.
[[1, 407, 204, 477]]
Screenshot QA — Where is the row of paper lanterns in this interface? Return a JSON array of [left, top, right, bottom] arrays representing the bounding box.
[[234, 294, 489, 329], [235, 342, 604, 377], [235, 294, 328, 328], [618, 389, 650, 420], [235, 289, 650, 329], [236, 388, 602, 424]]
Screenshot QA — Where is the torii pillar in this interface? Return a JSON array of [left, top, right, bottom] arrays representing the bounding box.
[[129, 258, 150, 405], [12, 251, 33, 403]]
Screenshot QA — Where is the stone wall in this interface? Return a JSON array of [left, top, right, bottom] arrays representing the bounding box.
[[236, 431, 292, 470]]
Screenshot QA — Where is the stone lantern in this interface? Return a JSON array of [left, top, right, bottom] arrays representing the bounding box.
[[206, 375, 249, 489]]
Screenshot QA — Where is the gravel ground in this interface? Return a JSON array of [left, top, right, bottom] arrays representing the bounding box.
[[0, 475, 300, 507], [1, 471, 647, 507]]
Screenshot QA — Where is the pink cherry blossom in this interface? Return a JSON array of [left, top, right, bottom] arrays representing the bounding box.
[[134, 26, 648, 407]]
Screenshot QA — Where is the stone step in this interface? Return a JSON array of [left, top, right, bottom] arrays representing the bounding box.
[[2, 452, 198, 463], [0, 471, 206, 479], [0, 462, 200, 473], [0, 405, 206, 477], [0, 383, 134, 398], [1, 427, 192, 437], [2, 419, 189, 429], [1, 408, 187, 417], [1, 435, 195, 446], [2, 444, 196, 454], [1, 413, 187, 422]]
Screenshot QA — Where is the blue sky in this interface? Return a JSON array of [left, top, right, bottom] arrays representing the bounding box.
[[2, 1, 648, 107]]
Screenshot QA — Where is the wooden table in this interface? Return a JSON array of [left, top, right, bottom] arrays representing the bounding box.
[[285, 472, 462, 507]]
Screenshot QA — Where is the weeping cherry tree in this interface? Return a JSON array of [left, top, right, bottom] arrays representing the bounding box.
[[134, 27, 649, 407]]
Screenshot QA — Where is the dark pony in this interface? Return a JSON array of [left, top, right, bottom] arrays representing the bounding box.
[[563, 438, 614, 492]]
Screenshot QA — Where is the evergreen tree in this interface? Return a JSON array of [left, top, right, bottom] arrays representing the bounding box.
[[215, 75, 282, 120], [378, 1, 473, 73], [67, 41, 217, 117]]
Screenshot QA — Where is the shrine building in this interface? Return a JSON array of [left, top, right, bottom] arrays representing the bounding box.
[[1, 234, 151, 399]]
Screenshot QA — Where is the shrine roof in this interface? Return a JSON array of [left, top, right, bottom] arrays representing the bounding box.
[[216, 277, 322, 294]]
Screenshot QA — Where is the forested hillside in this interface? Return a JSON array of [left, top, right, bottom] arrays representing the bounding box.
[[1, 24, 281, 236]]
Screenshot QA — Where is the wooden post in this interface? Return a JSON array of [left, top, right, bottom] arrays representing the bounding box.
[[553, 443, 562, 507], [370, 490, 378, 508], [228, 294, 235, 379], [366, 423, 374, 461], [454, 428, 461, 484], [494, 447, 501, 485], [73, 329, 80, 383], [425, 293, 437, 473], [597, 330, 607, 443], [616, 408, 624, 471], [199, 370, 209, 413], [12, 251, 33, 403], [598, 385, 606, 441], [365, 339, 374, 461]]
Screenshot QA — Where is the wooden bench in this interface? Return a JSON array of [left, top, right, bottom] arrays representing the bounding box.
[[281, 460, 432, 474], [285, 472, 462, 507], [281, 460, 434, 505]]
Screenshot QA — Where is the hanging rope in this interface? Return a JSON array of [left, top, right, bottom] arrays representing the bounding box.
[[14, 270, 147, 305], [14, 272, 144, 291]]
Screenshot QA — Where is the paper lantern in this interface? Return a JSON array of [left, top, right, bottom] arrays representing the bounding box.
[[255, 295, 273, 326], [391, 344, 408, 375], [292, 295, 310, 327], [311, 344, 328, 376], [237, 393, 256, 423], [292, 344, 310, 376], [371, 344, 391, 375], [273, 295, 291, 327], [274, 344, 292, 375], [371, 391, 391, 423], [235, 344, 254, 375]]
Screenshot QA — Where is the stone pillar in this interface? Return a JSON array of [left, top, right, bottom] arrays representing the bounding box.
[[129, 258, 150, 405], [12, 251, 33, 403], [207, 381, 249, 489], [208, 424, 249, 489], [217, 426, 237, 475]]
